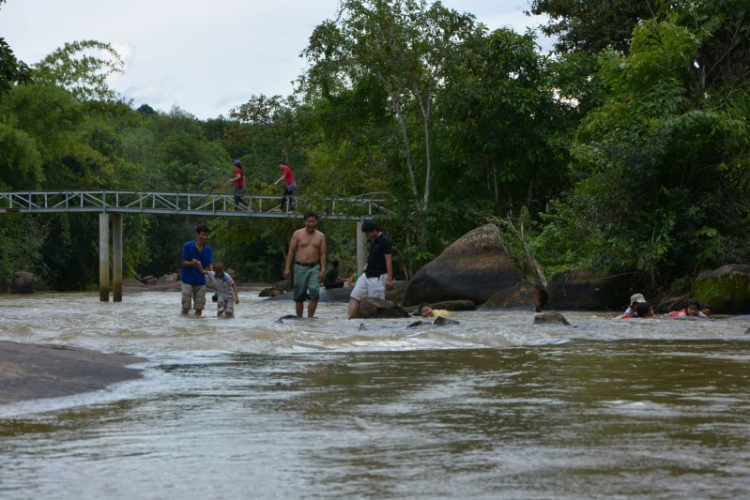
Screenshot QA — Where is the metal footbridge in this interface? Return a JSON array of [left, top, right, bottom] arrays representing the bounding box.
[[0, 190, 390, 302], [0, 190, 389, 220]]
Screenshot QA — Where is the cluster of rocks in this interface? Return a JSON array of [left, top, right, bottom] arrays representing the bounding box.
[[8, 225, 749, 318], [261, 224, 750, 320]]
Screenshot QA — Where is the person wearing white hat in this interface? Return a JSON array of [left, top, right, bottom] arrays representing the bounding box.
[[615, 293, 647, 319]]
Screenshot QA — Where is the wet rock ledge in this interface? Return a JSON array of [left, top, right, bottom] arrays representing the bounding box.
[[0, 341, 145, 404]]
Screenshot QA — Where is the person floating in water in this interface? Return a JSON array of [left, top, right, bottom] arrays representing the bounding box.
[[324, 260, 345, 289], [668, 298, 707, 318], [417, 303, 452, 318], [180, 223, 213, 317], [283, 211, 327, 318], [208, 262, 239, 318], [616, 293, 647, 318]]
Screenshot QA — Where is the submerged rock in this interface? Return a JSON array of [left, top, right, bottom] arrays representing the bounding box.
[[533, 312, 571, 326], [276, 315, 317, 323], [259, 287, 286, 298], [434, 316, 460, 326], [479, 282, 548, 312], [350, 297, 409, 319], [0, 341, 144, 404]]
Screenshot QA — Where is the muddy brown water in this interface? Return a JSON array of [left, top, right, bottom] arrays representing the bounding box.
[[1, 292, 749, 499]]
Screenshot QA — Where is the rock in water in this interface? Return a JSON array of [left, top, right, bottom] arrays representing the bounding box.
[[403, 225, 523, 305], [10, 271, 34, 294], [692, 264, 750, 315], [545, 270, 633, 311], [350, 297, 410, 319], [533, 312, 571, 326], [434, 316, 459, 326], [259, 287, 286, 297], [276, 315, 316, 323], [479, 282, 548, 312]]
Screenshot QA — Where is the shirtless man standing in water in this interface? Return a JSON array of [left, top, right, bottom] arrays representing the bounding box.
[[284, 211, 327, 317]]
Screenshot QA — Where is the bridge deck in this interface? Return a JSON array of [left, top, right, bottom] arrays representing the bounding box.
[[0, 191, 387, 220]]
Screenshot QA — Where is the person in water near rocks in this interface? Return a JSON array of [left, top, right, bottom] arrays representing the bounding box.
[[417, 303, 452, 318], [617, 293, 647, 318], [668, 298, 701, 318], [284, 211, 327, 318], [180, 223, 214, 316], [616, 295, 654, 319], [700, 303, 712, 317], [324, 260, 345, 289], [207, 262, 239, 318], [348, 219, 394, 318]]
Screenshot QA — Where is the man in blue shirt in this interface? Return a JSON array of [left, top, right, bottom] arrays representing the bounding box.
[[181, 223, 214, 316]]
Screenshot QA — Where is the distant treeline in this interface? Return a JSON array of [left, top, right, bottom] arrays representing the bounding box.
[[1, 0, 748, 294]]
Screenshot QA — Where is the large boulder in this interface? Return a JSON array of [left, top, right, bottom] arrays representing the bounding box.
[[10, 271, 34, 294], [478, 281, 548, 312], [545, 270, 634, 311], [692, 264, 750, 315], [403, 225, 523, 306], [350, 297, 410, 319]]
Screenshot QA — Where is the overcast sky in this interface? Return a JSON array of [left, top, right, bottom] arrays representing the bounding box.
[[1, 0, 550, 120]]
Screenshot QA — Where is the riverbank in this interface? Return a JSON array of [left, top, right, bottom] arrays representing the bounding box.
[[0, 341, 145, 404]]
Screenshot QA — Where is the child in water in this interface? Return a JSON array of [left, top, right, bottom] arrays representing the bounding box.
[[668, 298, 701, 318], [417, 303, 452, 318], [208, 262, 239, 318], [618, 301, 654, 319]]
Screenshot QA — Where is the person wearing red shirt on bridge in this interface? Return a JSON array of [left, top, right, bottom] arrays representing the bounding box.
[[273, 161, 297, 211], [228, 159, 248, 210]]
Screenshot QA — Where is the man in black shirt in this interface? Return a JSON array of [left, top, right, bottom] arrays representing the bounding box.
[[348, 219, 394, 318]]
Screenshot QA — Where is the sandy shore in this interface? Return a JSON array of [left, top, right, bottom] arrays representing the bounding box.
[[0, 341, 145, 404]]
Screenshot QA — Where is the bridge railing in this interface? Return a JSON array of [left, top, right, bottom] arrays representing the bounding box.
[[0, 190, 392, 220]]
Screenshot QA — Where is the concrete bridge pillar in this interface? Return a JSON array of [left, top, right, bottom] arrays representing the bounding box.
[[99, 214, 109, 302], [113, 214, 123, 302], [356, 220, 365, 276]]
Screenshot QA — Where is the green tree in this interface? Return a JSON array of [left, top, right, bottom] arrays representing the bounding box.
[[304, 0, 481, 245], [538, 19, 750, 288], [33, 40, 123, 101], [0, 122, 44, 189], [529, 0, 661, 55]]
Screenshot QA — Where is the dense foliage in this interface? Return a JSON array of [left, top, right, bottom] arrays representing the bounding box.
[[0, 0, 748, 293]]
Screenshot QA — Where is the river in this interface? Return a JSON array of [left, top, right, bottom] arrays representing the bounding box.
[[1, 291, 750, 499]]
